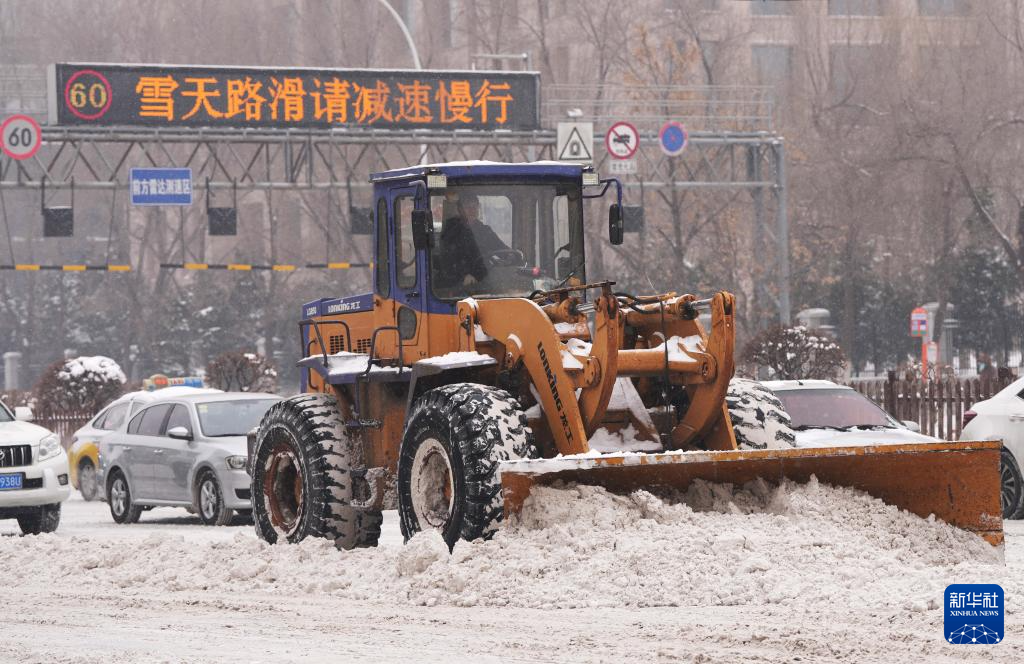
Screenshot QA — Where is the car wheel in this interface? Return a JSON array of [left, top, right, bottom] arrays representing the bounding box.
[[1000, 450, 1024, 520], [17, 503, 61, 535], [196, 470, 233, 526], [107, 471, 142, 524], [78, 460, 99, 501]]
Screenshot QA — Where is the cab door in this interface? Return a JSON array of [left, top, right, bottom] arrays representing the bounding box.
[[387, 185, 429, 362]]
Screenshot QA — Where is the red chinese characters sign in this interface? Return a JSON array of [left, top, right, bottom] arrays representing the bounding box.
[[49, 64, 540, 131]]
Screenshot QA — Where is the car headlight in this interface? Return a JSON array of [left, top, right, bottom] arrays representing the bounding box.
[[225, 455, 247, 470], [37, 434, 61, 461]]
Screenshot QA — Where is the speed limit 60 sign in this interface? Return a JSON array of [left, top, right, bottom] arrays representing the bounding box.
[[1, 115, 42, 160]]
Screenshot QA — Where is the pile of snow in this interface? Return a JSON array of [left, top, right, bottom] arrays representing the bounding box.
[[588, 425, 662, 453], [3, 479, 1013, 615]]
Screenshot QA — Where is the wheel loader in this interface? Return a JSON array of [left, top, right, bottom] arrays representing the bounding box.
[[250, 160, 1003, 550]]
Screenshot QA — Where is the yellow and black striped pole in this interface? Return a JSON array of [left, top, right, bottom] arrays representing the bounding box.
[[1, 264, 131, 272]]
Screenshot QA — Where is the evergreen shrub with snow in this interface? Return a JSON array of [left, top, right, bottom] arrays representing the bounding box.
[[32, 356, 126, 417], [205, 351, 278, 393], [741, 325, 846, 381]]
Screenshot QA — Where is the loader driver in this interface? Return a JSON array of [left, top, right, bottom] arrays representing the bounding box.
[[435, 193, 511, 290]]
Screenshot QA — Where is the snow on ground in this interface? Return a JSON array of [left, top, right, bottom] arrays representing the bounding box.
[[2, 486, 1022, 663]]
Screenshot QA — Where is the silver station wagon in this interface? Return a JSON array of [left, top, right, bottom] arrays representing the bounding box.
[[102, 391, 281, 525]]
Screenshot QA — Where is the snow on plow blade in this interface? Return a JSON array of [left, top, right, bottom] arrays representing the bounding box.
[[501, 440, 1004, 547]]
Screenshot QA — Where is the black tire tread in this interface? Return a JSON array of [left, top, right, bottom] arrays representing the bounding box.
[[17, 503, 61, 535], [726, 378, 797, 450], [398, 383, 537, 548], [252, 392, 381, 548]]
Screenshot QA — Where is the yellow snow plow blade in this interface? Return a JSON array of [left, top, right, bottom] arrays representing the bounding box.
[[501, 440, 1004, 547]]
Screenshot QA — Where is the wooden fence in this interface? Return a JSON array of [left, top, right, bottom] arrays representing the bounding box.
[[848, 375, 1016, 440], [2, 390, 93, 446], [37, 412, 94, 446]]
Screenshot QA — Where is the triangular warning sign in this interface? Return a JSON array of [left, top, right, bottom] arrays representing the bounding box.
[[558, 126, 593, 161]]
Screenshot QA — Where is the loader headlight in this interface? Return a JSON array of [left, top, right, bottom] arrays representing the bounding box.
[[38, 434, 61, 461], [226, 455, 248, 471]]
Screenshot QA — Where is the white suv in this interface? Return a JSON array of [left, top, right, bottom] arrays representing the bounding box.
[[0, 401, 71, 534]]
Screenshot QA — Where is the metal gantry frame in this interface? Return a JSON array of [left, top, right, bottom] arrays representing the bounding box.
[[0, 124, 789, 324]]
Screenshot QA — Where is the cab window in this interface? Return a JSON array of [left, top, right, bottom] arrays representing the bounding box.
[[394, 196, 417, 289], [428, 183, 583, 301], [375, 197, 391, 298]]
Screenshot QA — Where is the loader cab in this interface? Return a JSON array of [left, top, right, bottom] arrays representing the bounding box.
[[370, 161, 590, 321]]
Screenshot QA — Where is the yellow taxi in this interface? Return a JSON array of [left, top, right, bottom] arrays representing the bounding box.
[[68, 395, 137, 500]]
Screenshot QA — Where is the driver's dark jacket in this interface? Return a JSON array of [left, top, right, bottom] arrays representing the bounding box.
[[435, 217, 507, 287]]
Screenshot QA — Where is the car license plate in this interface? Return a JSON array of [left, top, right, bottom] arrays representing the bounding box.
[[0, 473, 23, 490]]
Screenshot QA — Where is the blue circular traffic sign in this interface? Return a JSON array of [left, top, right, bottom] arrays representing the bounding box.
[[659, 121, 688, 156]]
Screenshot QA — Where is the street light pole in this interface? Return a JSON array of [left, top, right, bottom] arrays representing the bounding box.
[[373, 0, 426, 162], [374, 0, 422, 70]]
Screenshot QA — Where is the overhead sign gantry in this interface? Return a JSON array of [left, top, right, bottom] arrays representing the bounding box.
[[48, 63, 541, 131]]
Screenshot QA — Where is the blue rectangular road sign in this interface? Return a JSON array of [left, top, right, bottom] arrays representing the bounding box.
[[130, 168, 193, 206]]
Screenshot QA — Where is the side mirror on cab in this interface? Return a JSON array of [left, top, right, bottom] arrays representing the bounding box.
[[608, 204, 624, 246], [411, 209, 434, 250], [14, 406, 33, 422]]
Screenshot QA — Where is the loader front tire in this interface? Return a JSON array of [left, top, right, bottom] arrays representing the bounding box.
[[725, 378, 797, 450], [398, 383, 538, 549], [251, 393, 382, 549]]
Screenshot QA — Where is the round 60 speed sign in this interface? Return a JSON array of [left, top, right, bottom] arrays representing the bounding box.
[[1, 114, 42, 160]]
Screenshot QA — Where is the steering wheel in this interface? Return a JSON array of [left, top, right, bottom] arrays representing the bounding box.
[[553, 242, 571, 262], [485, 248, 526, 268]]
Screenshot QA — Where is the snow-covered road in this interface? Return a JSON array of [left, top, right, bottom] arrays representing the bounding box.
[[2, 484, 1022, 663]]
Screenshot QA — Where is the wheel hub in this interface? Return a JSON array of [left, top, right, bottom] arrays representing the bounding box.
[[80, 465, 96, 496], [1001, 462, 1017, 515], [263, 442, 303, 536], [200, 480, 217, 519], [111, 478, 126, 516], [410, 438, 454, 530]]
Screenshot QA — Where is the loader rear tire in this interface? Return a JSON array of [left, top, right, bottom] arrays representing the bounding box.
[[398, 383, 538, 549], [726, 378, 797, 450], [251, 393, 382, 549]]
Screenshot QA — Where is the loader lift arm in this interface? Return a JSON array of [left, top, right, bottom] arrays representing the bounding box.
[[458, 283, 740, 456]]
